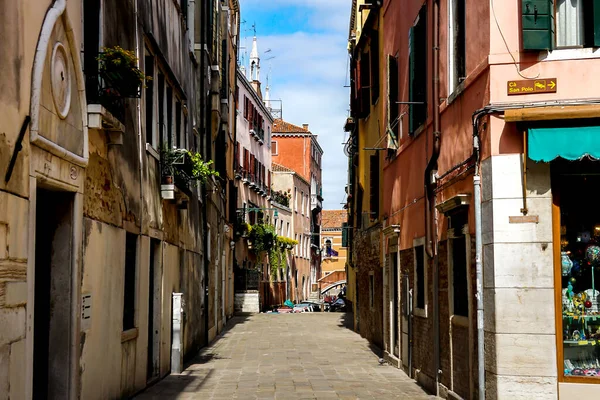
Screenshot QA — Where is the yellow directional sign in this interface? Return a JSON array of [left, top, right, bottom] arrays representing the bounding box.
[[508, 78, 558, 95]]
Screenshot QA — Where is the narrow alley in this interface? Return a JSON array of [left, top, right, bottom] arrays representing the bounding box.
[[136, 314, 435, 400]]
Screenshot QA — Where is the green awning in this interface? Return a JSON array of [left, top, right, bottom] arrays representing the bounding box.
[[528, 126, 600, 162]]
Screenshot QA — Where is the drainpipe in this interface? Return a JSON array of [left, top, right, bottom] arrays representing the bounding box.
[[423, 0, 441, 394]]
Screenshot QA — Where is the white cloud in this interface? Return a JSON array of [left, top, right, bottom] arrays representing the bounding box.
[[239, 0, 351, 209]]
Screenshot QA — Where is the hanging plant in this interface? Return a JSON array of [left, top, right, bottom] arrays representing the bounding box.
[[249, 223, 277, 254], [160, 147, 219, 188], [97, 46, 151, 98]]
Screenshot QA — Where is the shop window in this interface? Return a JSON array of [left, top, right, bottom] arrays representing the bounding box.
[[123, 233, 137, 331], [449, 208, 469, 318], [409, 5, 427, 134], [414, 238, 427, 317], [554, 158, 600, 380]]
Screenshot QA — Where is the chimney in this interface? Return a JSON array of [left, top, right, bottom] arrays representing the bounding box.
[[302, 124, 309, 130], [251, 81, 262, 100]]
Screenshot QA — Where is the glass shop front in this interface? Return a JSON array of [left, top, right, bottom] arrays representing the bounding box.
[[554, 158, 600, 380], [530, 124, 600, 383]]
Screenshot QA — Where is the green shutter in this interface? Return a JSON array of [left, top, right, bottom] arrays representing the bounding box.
[[408, 26, 416, 134], [522, 0, 555, 51], [342, 223, 349, 247], [594, 0, 600, 47]]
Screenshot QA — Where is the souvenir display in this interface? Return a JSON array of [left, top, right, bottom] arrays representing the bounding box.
[[561, 239, 600, 379]]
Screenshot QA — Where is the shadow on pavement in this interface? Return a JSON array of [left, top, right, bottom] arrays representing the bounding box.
[[133, 314, 252, 399]]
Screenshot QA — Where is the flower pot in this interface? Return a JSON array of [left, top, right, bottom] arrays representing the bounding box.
[[161, 184, 175, 200], [163, 175, 174, 185]]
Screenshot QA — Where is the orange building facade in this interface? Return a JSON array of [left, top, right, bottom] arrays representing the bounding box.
[[272, 120, 324, 294]]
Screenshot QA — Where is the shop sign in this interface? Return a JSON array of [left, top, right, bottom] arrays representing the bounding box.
[[507, 78, 557, 95]]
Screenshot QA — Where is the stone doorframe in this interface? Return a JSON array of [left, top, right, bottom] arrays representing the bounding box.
[[26, 1, 88, 397]]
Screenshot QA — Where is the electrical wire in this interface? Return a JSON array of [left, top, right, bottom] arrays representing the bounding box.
[[491, 0, 539, 80]]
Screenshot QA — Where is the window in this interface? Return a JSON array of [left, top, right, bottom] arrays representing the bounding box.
[[358, 51, 371, 118], [294, 188, 298, 213], [449, 208, 469, 318], [166, 87, 173, 148], [414, 238, 427, 317], [145, 50, 156, 147], [370, 154, 380, 219], [342, 222, 349, 247], [388, 55, 399, 140], [448, 0, 466, 93], [301, 191, 305, 215], [556, 0, 587, 48], [409, 5, 427, 134], [175, 100, 182, 148], [123, 233, 137, 331], [272, 140, 278, 155], [370, 31, 380, 104], [369, 272, 375, 310], [158, 73, 165, 148]]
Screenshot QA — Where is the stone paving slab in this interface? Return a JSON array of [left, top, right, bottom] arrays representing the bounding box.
[[135, 313, 436, 399]]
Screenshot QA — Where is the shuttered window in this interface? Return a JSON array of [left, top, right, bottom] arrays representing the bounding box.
[[370, 32, 380, 104], [358, 52, 371, 118], [369, 154, 379, 219], [409, 6, 427, 134], [388, 55, 399, 140]]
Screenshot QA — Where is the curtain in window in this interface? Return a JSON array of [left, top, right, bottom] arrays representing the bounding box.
[[556, 0, 585, 47]]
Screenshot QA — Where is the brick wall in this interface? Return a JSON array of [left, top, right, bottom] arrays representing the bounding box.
[[354, 227, 384, 348], [398, 237, 478, 397]]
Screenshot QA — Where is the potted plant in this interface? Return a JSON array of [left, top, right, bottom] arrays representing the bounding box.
[[97, 46, 150, 98], [160, 147, 218, 197]]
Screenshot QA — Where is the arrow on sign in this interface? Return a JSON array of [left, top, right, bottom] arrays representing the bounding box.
[[548, 80, 556, 90]]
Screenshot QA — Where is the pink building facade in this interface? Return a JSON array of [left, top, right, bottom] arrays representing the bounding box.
[[349, 0, 600, 398]]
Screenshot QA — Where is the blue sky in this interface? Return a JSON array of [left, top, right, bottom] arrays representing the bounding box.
[[239, 0, 351, 210]]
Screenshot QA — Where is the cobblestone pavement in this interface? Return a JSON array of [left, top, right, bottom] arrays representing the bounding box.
[[136, 313, 436, 399]]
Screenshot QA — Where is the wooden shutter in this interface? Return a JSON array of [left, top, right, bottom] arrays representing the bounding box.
[[521, 0, 555, 50], [369, 154, 380, 218], [359, 52, 371, 118], [594, 0, 600, 47], [408, 26, 416, 133], [342, 222, 349, 247], [388, 55, 399, 139], [370, 31, 380, 104]]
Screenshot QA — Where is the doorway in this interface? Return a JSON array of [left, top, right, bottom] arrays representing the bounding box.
[[147, 238, 162, 382], [391, 252, 399, 358], [33, 188, 75, 399]]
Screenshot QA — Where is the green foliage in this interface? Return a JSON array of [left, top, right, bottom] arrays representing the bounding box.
[[277, 236, 298, 249], [97, 46, 150, 95], [160, 147, 219, 186], [186, 151, 219, 184], [249, 224, 277, 254], [271, 189, 291, 207]]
